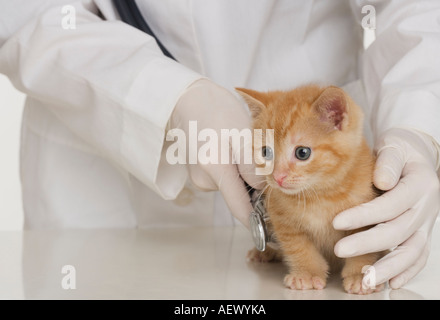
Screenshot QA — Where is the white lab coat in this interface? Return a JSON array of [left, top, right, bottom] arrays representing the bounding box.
[[0, 0, 439, 229]]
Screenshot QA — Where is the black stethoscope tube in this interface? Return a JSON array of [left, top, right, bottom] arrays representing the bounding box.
[[112, 0, 176, 60]]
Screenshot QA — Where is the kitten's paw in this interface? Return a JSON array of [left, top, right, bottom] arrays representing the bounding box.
[[283, 272, 326, 290], [343, 274, 385, 295], [246, 247, 282, 263]]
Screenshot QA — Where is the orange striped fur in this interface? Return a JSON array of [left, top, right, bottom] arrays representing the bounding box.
[[237, 85, 384, 294]]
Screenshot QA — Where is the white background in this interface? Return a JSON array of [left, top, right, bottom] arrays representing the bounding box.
[[0, 74, 24, 230]]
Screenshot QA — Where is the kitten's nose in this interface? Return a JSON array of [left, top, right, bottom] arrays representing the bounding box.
[[274, 173, 287, 187]]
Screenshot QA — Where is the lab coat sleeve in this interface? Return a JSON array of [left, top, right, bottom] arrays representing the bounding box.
[[0, 1, 201, 199], [350, 0, 440, 168]]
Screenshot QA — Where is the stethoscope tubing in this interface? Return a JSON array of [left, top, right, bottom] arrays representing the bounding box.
[[113, 0, 176, 60]]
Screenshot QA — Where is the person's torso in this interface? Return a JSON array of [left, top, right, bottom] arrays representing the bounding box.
[[97, 0, 362, 91], [21, 0, 364, 228]]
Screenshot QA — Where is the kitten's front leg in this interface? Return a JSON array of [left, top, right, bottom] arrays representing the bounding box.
[[342, 253, 384, 295], [247, 245, 283, 263], [280, 232, 329, 290]]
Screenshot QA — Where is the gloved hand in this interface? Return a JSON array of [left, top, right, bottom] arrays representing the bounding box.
[[333, 128, 440, 289], [170, 79, 265, 228]]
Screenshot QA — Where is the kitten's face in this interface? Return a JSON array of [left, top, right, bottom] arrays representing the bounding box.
[[236, 85, 363, 195], [260, 116, 343, 195]]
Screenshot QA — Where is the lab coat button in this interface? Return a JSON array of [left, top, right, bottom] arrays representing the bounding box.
[[174, 187, 194, 206]]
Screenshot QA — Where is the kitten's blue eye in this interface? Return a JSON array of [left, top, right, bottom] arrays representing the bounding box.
[[295, 146, 311, 160], [262, 146, 273, 160]]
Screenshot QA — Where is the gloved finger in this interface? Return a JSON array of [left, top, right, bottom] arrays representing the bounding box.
[[187, 164, 218, 191], [231, 134, 266, 190], [334, 208, 422, 258], [367, 231, 428, 288], [333, 173, 419, 230], [237, 162, 266, 190], [216, 164, 254, 229], [374, 145, 406, 191], [389, 240, 430, 289]]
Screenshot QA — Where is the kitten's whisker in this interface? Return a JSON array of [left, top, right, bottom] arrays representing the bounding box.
[[247, 181, 268, 190], [304, 182, 322, 208], [265, 186, 274, 212], [256, 184, 270, 202], [296, 188, 302, 211], [236, 174, 268, 199], [311, 186, 322, 206], [302, 188, 307, 214]]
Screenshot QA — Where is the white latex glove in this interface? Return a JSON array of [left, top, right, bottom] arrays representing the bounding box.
[[333, 128, 440, 289], [170, 79, 265, 228]]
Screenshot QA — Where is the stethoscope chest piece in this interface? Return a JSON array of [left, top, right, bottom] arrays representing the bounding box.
[[250, 209, 268, 252], [249, 193, 270, 252]]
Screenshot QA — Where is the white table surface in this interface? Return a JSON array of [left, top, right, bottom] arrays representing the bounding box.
[[1, 222, 439, 300]]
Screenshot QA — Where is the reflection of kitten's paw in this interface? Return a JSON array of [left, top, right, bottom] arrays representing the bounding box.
[[246, 247, 282, 263], [343, 274, 385, 295], [283, 272, 326, 290]]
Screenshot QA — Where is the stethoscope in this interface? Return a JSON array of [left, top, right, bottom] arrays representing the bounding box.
[[112, 0, 175, 60], [248, 188, 276, 252], [113, 0, 274, 252]]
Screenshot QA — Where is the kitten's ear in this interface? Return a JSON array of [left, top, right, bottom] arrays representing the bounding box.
[[312, 86, 348, 131], [235, 88, 267, 118]]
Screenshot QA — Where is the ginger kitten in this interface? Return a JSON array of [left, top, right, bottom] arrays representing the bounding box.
[[236, 85, 383, 295]]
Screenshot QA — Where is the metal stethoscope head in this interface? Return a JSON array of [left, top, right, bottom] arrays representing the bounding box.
[[249, 188, 276, 252]]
